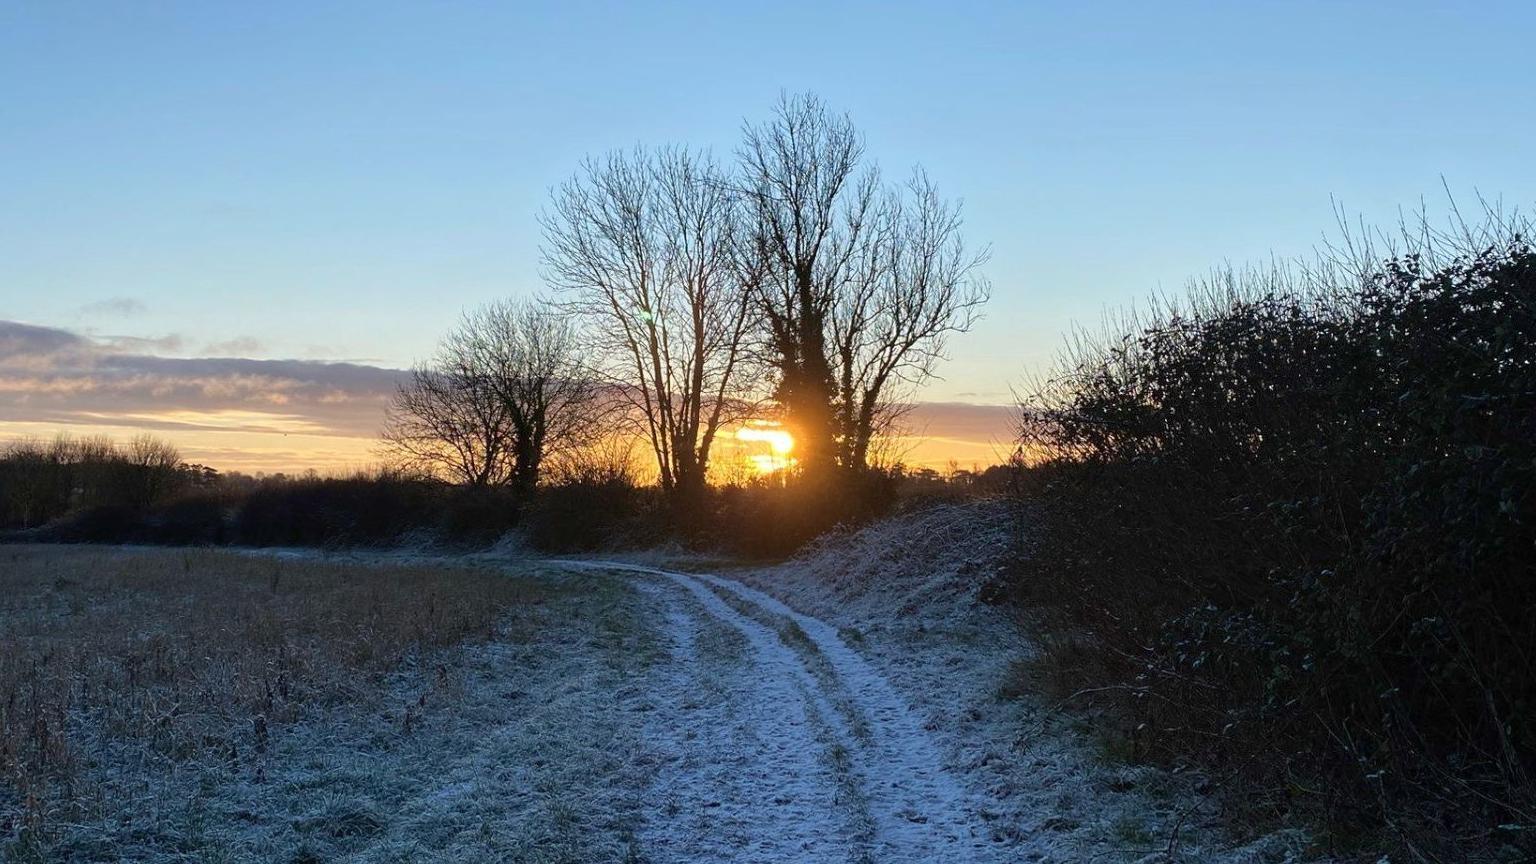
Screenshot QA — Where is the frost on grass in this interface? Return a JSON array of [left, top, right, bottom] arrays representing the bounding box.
[[4, 508, 1325, 864], [0, 547, 659, 863], [623, 575, 860, 863], [724, 501, 1318, 863]]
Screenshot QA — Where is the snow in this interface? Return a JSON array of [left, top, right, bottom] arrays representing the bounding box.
[[18, 503, 1320, 862], [569, 499, 1318, 862], [766, 501, 1317, 862], [621, 576, 856, 862], [13, 564, 658, 863], [559, 557, 1007, 861]]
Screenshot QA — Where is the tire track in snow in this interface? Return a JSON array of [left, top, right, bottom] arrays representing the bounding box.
[[624, 578, 857, 863], [557, 560, 1004, 863]]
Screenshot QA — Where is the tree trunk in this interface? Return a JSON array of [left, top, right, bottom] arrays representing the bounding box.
[[784, 269, 838, 481], [512, 429, 542, 497]]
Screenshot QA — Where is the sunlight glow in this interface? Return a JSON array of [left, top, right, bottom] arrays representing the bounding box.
[[734, 422, 795, 475]]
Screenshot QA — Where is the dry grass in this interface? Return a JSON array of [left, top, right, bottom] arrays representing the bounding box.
[[0, 545, 563, 854]]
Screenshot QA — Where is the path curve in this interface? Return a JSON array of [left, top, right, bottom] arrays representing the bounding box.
[[556, 559, 1005, 863]]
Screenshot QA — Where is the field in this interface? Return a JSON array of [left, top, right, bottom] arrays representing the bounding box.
[[0, 545, 658, 862], [2, 508, 1313, 863]]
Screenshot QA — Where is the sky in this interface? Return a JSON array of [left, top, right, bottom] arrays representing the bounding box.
[[3, 1, 1533, 472]]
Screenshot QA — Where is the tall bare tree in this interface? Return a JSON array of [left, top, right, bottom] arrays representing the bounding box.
[[740, 93, 988, 477], [543, 147, 759, 501], [738, 92, 876, 479], [383, 299, 601, 494], [831, 171, 988, 471]]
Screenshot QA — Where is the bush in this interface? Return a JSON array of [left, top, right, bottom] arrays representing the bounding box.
[[232, 474, 443, 547], [435, 486, 522, 545], [706, 471, 901, 559], [1, 435, 928, 557], [999, 217, 1536, 858], [521, 478, 650, 553], [144, 494, 231, 545], [43, 504, 140, 544]]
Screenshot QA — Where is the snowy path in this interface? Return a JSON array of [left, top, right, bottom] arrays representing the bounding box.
[[556, 560, 1006, 864], [212, 505, 1309, 862]]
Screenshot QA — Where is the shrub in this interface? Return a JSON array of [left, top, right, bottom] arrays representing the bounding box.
[[999, 215, 1536, 858], [144, 493, 231, 545], [232, 473, 443, 546], [435, 485, 522, 545], [521, 478, 650, 553], [704, 470, 901, 559], [43, 504, 140, 544]]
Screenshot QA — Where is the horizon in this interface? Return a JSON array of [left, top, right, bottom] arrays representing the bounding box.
[[3, 2, 1533, 474]]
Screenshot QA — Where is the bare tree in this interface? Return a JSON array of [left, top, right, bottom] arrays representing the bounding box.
[[740, 93, 988, 477], [382, 299, 602, 494], [125, 433, 183, 509], [544, 434, 643, 487], [831, 171, 988, 471], [738, 92, 877, 479], [0, 438, 59, 527], [473, 299, 606, 494], [383, 359, 516, 488], [543, 146, 760, 502]]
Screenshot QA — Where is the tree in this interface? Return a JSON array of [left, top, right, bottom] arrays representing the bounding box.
[[383, 299, 602, 494], [474, 299, 606, 494], [383, 357, 516, 488], [543, 146, 760, 502], [125, 433, 184, 509], [0, 433, 187, 525], [739, 93, 988, 477], [738, 93, 874, 479], [0, 438, 58, 527], [831, 171, 988, 471]]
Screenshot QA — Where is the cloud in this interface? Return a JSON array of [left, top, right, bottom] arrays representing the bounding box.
[[99, 333, 186, 354], [0, 321, 89, 361], [0, 320, 405, 440], [894, 401, 1019, 467], [0, 320, 1019, 472], [76, 297, 148, 318], [901, 401, 1017, 442]]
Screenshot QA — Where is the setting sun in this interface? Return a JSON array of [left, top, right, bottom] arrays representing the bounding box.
[[735, 422, 795, 474]]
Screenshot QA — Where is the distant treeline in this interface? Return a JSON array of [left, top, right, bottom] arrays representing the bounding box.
[[997, 208, 1535, 858], [0, 434, 214, 530], [0, 433, 1006, 556]]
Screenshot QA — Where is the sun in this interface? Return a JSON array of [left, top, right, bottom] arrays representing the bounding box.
[[735, 422, 795, 474]]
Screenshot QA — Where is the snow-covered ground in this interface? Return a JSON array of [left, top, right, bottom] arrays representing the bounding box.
[[566, 500, 1314, 863], [16, 503, 1317, 862], [18, 566, 662, 862], [557, 558, 1000, 863]]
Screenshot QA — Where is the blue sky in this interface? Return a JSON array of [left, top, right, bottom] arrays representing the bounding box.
[[3, 0, 1533, 410]]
